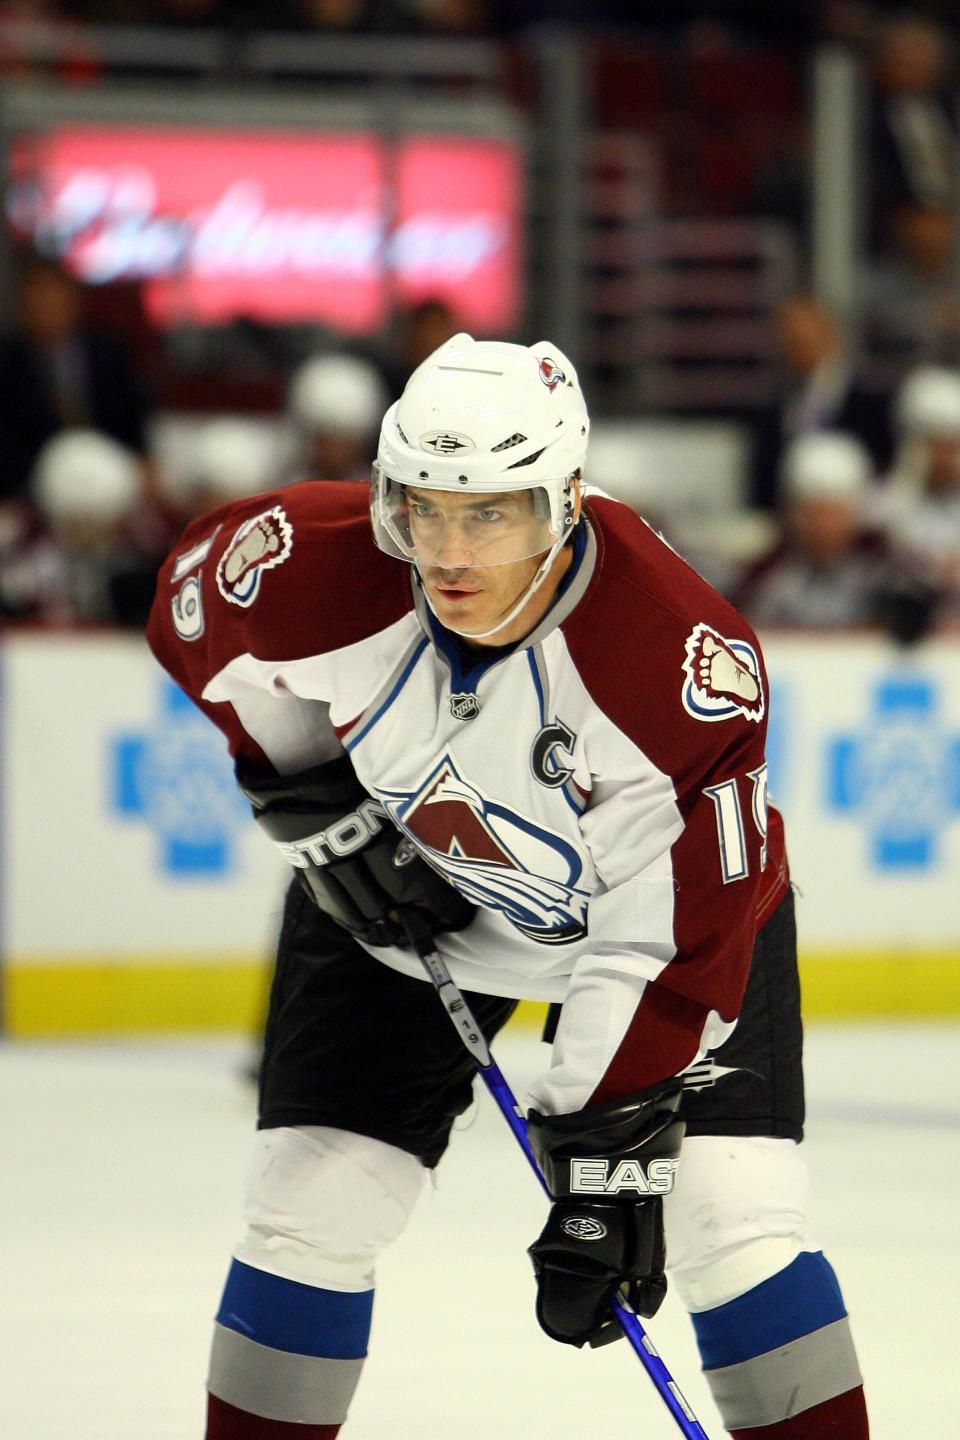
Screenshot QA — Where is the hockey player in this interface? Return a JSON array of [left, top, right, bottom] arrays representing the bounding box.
[[147, 335, 869, 1439]]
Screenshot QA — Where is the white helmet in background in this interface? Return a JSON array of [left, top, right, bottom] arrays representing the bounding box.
[[32, 429, 141, 526], [895, 367, 960, 438], [372, 333, 588, 562], [289, 353, 389, 438], [194, 418, 275, 500], [780, 431, 873, 504]]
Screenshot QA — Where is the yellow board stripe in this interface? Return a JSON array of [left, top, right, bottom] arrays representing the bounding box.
[[4, 951, 960, 1036], [797, 952, 960, 1019], [3, 957, 270, 1036]]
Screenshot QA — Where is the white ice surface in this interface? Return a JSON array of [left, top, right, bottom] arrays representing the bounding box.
[[1, 1022, 958, 1440]]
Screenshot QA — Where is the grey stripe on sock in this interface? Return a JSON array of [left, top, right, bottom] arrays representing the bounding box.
[[705, 1317, 863, 1430], [207, 1321, 364, 1425]]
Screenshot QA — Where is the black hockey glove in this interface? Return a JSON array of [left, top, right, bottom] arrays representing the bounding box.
[[236, 754, 475, 948], [527, 1078, 685, 1348]]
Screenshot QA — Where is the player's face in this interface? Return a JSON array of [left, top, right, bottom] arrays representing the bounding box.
[[406, 486, 571, 645], [923, 435, 960, 491], [790, 496, 861, 561]]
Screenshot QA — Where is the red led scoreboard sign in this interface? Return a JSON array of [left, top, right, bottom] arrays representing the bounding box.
[[8, 126, 522, 332]]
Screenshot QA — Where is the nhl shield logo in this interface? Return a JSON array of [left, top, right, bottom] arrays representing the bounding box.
[[450, 692, 480, 721]]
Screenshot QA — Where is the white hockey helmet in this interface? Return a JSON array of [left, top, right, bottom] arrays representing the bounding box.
[[895, 366, 960, 438], [780, 431, 873, 504], [289, 353, 389, 438], [193, 418, 276, 500], [31, 428, 141, 525], [372, 333, 589, 568]]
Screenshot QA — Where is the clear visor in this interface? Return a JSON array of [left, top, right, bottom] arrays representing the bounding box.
[[372, 468, 563, 568]]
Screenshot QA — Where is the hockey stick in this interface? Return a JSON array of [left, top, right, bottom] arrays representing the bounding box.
[[403, 922, 710, 1439]]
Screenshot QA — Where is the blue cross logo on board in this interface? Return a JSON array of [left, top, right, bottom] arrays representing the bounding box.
[[764, 678, 790, 808], [110, 680, 249, 876], [827, 677, 960, 870]]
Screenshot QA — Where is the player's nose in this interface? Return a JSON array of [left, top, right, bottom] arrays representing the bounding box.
[[431, 521, 474, 568]]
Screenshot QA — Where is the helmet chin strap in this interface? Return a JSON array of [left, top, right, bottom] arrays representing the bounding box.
[[419, 529, 569, 642]]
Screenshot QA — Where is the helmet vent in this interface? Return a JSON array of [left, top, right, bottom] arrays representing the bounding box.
[[491, 432, 528, 453], [507, 447, 545, 469], [396, 421, 410, 444]]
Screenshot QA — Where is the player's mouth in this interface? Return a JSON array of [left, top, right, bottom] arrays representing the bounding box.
[[429, 575, 484, 602], [435, 585, 481, 601]]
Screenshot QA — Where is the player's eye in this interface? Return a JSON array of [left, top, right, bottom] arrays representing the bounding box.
[[475, 508, 503, 524]]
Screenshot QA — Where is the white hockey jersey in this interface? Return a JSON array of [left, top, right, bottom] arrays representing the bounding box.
[[148, 482, 789, 1115]]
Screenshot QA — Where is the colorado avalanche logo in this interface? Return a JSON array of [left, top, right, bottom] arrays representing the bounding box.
[[682, 623, 764, 724], [216, 506, 293, 608], [380, 755, 589, 946], [538, 356, 566, 390]]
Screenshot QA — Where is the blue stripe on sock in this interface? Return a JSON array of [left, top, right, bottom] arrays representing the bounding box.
[[216, 1260, 373, 1360], [691, 1251, 848, 1371]]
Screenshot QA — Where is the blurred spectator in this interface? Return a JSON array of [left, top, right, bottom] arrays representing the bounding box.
[[147, 0, 236, 23], [411, 0, 493, 34], [278, 0, 413, 32], [0, 429, 164, 626], [0, 1, 101, 84], [869, 15, 958, 252], [286, 352, 388, 482], [738, 430, 890, 628], [876, 365, 960, 612], [67, 0, 272, 30], [379, 297, 459, 398], [863, 200, 960, 381], [818, 1, 875, 50], [163, 418, 283, 524], [277, 0, 496, 32], [747, 115, 810, 246], [0, 254, 153, 505], [748, 293, 893, 510]]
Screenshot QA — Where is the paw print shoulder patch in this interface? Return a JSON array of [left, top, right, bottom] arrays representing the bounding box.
[[681, 622, 764, 724], [216, 505, 293, 608]]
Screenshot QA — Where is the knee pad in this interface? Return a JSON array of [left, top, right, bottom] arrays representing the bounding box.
[[664, 1135, 815, 1312], [233, 1126, 425, 1291]]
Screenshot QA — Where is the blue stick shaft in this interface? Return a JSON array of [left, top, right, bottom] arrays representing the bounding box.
[[407, 925, 712, 1439]]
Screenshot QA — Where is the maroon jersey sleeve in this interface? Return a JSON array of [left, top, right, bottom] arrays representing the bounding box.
[[146, 481, 412, 765], [563, 498, 790, 1100]]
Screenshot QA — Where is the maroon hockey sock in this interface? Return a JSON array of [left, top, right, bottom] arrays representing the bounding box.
[[206, 1394, 340, 1439], [729, 1383, 868, 1438]]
